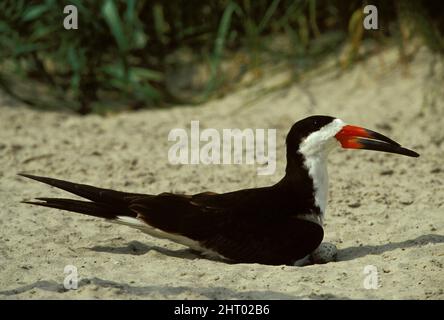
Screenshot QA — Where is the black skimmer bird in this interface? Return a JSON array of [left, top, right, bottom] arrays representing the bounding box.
[[20, 115, 419, 265]]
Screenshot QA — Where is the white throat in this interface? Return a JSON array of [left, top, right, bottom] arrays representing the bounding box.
[[298, 119, 345, 220]]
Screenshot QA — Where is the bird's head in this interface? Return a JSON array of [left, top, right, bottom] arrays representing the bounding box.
[[286, 115, 419, 163], [284, 115, 419, 216]]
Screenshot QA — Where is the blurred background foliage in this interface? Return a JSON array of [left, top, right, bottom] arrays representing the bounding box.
[[0, 0, 443, 114]]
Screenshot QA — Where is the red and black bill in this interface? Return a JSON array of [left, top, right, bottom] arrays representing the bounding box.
[[335, 125, 419, 157]]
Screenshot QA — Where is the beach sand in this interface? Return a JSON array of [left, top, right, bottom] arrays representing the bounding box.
[[0, 47, 443, 299]]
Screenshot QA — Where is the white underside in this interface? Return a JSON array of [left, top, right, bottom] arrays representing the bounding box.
[[114, 216, 228, 260]]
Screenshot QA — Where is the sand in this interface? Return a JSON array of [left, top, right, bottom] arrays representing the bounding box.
[[0, 47, 443, 299]]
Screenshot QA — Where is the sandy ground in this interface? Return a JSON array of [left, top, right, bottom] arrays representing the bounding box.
[[0, 47, 443, 300]]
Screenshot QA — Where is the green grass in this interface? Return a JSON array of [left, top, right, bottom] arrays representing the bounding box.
[[0, 0, 442, 114]]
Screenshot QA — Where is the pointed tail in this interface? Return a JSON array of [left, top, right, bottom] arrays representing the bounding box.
[[19, 173, 146, 220]]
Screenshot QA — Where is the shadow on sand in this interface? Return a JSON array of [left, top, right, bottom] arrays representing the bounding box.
[[1, 234, 441, 299], [90, 234, 444, 264], [0, 277, 345, 299], [90, 241, 198, 259], [337, 234, 444, 261], [89, 240, 228, 263]]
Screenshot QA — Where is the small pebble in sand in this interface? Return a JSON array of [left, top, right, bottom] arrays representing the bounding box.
[[348, 202, 361, 208], [380, 169, 394, 176], [400, 198, 414, 205]]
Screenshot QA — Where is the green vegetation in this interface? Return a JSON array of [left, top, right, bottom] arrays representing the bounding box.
[[0, 0, 442, 114]]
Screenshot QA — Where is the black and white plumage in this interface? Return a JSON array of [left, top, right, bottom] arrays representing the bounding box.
[[20, 115, 419, 265]]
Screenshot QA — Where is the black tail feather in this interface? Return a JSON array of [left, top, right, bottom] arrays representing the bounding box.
[[22, 198, 127, 219], [18, 173, 144, 204], [19, 173, 143, 219]]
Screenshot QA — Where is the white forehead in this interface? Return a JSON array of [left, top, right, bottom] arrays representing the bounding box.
[[299, 118, 346, 155]]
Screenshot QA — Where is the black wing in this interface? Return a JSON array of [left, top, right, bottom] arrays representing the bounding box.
[[20, 173, 323, 265], [130, 189, 324, 265]]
